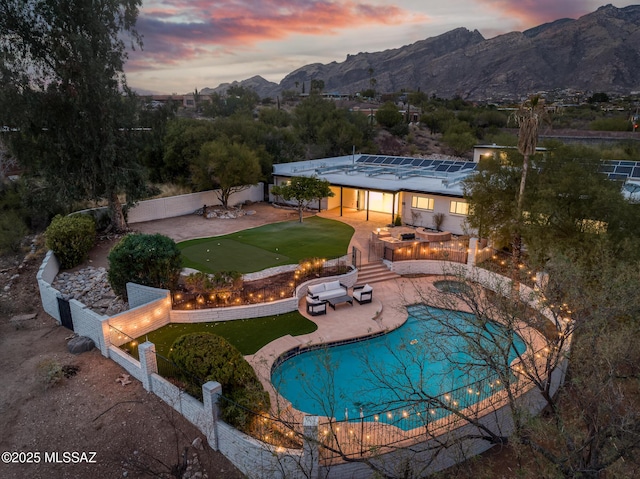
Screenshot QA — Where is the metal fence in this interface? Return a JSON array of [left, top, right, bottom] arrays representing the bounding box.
[[109, 325, 139, 355], [217, 394, 304, 449], [154, 352, 205, 401], [315, 369, 515, 461], [473, 248, 538, 288], [382, 239, 469, 263]]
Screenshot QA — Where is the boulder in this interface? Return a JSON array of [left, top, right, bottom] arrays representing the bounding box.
[[67, 336, 95, 354]]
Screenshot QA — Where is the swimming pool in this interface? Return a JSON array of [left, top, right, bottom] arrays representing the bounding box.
[[271, 304, 526, 430]]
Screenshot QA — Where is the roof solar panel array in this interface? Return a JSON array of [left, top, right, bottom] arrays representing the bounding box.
[[355, 155, 477, 177], [601, 160, 640, 180], [353, 156, 640, 182]]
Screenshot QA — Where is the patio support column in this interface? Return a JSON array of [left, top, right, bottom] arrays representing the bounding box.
[[366, 190, 370, 221], [391, 192, 396, 223], [340, 187, 343, 216]]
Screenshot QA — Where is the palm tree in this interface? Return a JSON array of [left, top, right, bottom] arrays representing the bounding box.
[[514, 95, 544, 215], [511, 95, 546, 291]]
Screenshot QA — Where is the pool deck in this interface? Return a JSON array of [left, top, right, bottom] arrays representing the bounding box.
[[246, 275, 447, 404]]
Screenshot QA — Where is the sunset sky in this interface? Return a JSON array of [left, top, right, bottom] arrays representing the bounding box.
[[125, 1, 636, 95]]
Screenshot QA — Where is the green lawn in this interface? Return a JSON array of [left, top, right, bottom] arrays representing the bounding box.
[[178, 216, 354, 273], [125, 311, 318, 357]]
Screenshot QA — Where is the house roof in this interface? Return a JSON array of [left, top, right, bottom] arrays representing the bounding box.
[[273, 154, 476, 197], [273, 153, 640, 200]]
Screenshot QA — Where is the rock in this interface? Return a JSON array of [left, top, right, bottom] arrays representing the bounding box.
[[192, 436, 204, 450], [67, 336, 95, 354], [10, 313, 37, 330]]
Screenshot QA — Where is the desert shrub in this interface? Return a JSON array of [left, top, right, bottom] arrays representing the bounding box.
[[0, 210, 28, 253], [183, 270, 242, 293], [169, 333, 270, 431], [37, 359, 64, 389], [45, 214, 96, 268], [107, 233, 182, 300]]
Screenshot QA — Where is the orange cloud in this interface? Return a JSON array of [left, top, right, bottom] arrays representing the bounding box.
[[476, 0, 590, 28], [129, 0, 428, 70]]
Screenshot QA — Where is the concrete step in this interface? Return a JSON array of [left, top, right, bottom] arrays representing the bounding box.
[[356, 262, 400, 285]]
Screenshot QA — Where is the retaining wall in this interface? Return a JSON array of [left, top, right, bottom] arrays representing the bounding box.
[[127, 184, 263, 224]]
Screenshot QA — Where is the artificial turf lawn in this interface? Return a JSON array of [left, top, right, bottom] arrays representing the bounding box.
[[127, 311, 318, 357], [178, 215, 354, 273]]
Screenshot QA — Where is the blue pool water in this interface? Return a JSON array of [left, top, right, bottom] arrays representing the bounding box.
[[271, 304, 526, 430]]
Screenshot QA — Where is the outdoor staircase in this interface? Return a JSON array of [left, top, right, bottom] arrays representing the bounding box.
[[355, 262, 400, 285]]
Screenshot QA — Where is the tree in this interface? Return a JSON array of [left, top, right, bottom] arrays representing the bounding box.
[[161, 118, 218, 185], [375, 102, 404, 130], [0, 0, 145, 231], [191, 138, 262, 208], [270, 176, 334, 222], [310, 78, 325, 94], [463, 151, 524, 248], [510, 96, 546, 280], [293, 96, 372, 158]]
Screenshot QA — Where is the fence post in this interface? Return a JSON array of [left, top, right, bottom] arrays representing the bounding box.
[[138, 341, 158, 392], [202, 381, 222, 451], [98, 317, 111, 357], [302, 416, 320, 479], [467, 237, 479, 266]]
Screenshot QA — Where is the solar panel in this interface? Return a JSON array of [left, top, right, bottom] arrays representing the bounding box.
[[447, 165, 462, 172], [421, 159, 434, 167], [600, 165, 615, 173], [632, 167, 640, 178], [609, 173, 628, 181], [620, 161, 636, 166], [372, 157, 385, 164], [436, 164, 449, 171], [400, 158, 414, 165], [461, 163, 476, 170], [391, 158, 403, 165], [616, 166, 633, 175]]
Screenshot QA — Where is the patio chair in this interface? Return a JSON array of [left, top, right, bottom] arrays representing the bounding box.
[[306, 298, 327, 316], [353, 284, 373, 304]]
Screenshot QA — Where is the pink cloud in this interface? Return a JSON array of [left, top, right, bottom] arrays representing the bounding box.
[[477, 0, 590, 28], [128, 0, 428, 71]]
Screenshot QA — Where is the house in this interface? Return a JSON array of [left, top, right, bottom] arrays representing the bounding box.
[[272, 148, 640, 235], [272, 154, 477, 235]]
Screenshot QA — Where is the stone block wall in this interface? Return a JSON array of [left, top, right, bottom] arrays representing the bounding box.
[[69, 299, 109, 353], [107, 346, 145, 382], [127, 184, 264, 224], [170, 297, 299, 323], [37, 250, 61, 322], [108, 292, 171, 346]]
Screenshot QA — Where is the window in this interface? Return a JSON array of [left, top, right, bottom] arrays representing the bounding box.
[[449, 200, 468, 215], [411, 195, 434, 211]]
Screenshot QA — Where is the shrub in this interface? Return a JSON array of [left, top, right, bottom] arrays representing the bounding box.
[[107, 233, 182, 299], [394, 215, 402, 226], [37, 359, 64, 389], [0, 210, 28, 253], [169, 333, 271, 431], [45, 214, 96, 268]]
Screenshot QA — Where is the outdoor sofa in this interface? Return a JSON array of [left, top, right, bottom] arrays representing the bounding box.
[[307, 280, 348, 302]]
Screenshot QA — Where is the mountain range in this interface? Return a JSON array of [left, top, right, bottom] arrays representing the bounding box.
[[203, 4, 640, 101]]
